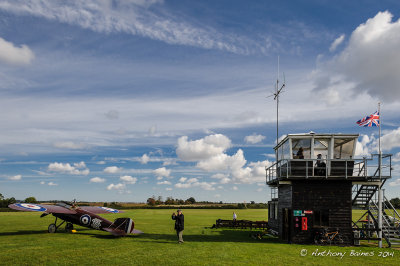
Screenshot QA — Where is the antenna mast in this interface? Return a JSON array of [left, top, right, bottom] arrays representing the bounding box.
[[274, 56, 285, 146]]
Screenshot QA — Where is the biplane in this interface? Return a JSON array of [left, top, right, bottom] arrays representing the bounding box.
[[8, 201, 142, 236]]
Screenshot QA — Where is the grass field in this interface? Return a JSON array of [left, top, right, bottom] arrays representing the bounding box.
[[0, 209, 399, 265]]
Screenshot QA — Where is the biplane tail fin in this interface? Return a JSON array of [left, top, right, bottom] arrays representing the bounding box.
[[113, 218, 142, 234]]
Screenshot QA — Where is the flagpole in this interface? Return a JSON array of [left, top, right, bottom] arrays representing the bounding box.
[[379, 102, 381, 156], [378, 102, 383, 248]]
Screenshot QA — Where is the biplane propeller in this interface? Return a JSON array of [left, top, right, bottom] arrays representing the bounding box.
[[9, 201, 142, 236]]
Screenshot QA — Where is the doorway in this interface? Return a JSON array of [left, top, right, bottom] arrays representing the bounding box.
[[282, 208, 291, 242]]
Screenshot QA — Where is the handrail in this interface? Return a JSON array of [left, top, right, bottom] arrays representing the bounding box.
[[384, 196, 400, 226], [266, 154, 392, 183], [371, 201, 392, 231]]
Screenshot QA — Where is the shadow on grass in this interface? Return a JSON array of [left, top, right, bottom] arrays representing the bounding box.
[[0, 228, 282, 244], [137, 229, 281, 244], [0, 230, 49, 236], [0, 228, 94, 237]]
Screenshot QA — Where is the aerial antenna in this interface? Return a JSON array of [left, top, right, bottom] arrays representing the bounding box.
[[268, 56, 285, 146]]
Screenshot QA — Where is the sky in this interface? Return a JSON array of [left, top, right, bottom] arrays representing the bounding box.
[[1, 0, 400, 203]]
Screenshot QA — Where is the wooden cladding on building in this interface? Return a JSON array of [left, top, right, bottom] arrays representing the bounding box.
[[269, 180, 353, 245]]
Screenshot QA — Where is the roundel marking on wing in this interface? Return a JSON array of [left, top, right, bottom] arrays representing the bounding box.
[[99, 207, 119, 213], [16, 203, 47, 212], [80, 214, 91, 225]]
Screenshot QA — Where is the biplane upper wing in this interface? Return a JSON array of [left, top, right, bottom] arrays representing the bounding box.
[[78, 206, 124, 214], [9, 203, 77, 214]]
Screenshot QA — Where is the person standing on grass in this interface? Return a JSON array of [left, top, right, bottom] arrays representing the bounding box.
[[172, 209, 184, 243], [233, 212, 237, 221]]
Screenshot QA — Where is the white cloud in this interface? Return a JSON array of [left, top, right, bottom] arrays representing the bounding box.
[[355, 135, 370, 156], [40, 181, 45, 185], [393, 152, 400, 162], [214, 194, 221, 198], [8, 174, 21, 180], [157, 180, 171, 185], [140, 154, 150, 164], [48, 162, 89, 175], [389, 178, 400, 187], [196, 182, 215, 191], [232, 186, 238, 191], [361, 128, 400, 153], [0, 37, 34, 65], [380, 127, 400, 151], [120, 175, 137, 184], [104, 166, 122, 174], [104, 110, 119, 120], [0, 0, 252, 54], [323, 88, 341, 106], [178, 177, 187, 183], [174, 180, 215, 191], [48, 182, 58, 186], [53, 141, 86, 150], [107, 183, 126, 191], [74, 161, 87, 169], [211, 173, 231, 184], [176, 134, 231, 161], [329, 34, 345, 52], [166, 187, 172, 191], [153, 167, 171, 179], [162, 159, 176, 166], [244, 134, 266, 144], [211, 173, 226, 179], [187, 178, 198, 183], [220, 177, 231, 184], [90, 177, 106, 183], [229, 160, 270, 184], [97, 161, 106, 165], [313, 11, 400, 102], [0, 81, 334, 153], [175, 134, 271, 184], [148, 125, 157, 136], [174, 182, 192, 189], [196, 149, 246, 172]]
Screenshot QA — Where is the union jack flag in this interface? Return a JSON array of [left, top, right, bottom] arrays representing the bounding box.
[[356, 111, 380, 127]]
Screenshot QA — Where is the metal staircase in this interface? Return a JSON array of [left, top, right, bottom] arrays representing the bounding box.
[[369, 199, 400, 246], [352, 184, 380, 209], [353, 184, 400, 246], [351, 154, 398, 246]]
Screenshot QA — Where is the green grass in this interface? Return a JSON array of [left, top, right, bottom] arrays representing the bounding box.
[[0, 209, 399, 265]]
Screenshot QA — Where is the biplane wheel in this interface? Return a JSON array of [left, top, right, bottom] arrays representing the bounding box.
[[48, 223, 57, 233], [65, 223, 74, 232]]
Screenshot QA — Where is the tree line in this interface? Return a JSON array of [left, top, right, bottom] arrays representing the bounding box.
[[389, 197, 400, 209], [2, 192, 399, 209], [0, 193, 37, 208], [146, 196, 196, 206]]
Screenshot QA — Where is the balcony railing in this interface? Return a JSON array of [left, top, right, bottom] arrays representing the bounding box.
[[266, 154, 392, 184]]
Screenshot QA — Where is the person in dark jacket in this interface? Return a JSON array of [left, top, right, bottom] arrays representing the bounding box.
[[296, 147, 304, 159], [172, 209, 184, 243]]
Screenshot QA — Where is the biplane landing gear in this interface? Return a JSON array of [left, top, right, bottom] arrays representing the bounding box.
[[48, 224, 56, 233], [47, 217, 66, 233], [65, 223, 74, 233]]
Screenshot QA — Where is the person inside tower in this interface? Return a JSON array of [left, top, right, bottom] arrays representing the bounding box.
[[296, 147, 304, 159], [315, 154, 326, 176]]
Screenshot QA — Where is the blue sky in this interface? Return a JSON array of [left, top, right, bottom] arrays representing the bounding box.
[[1, 0, 400, 203]]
